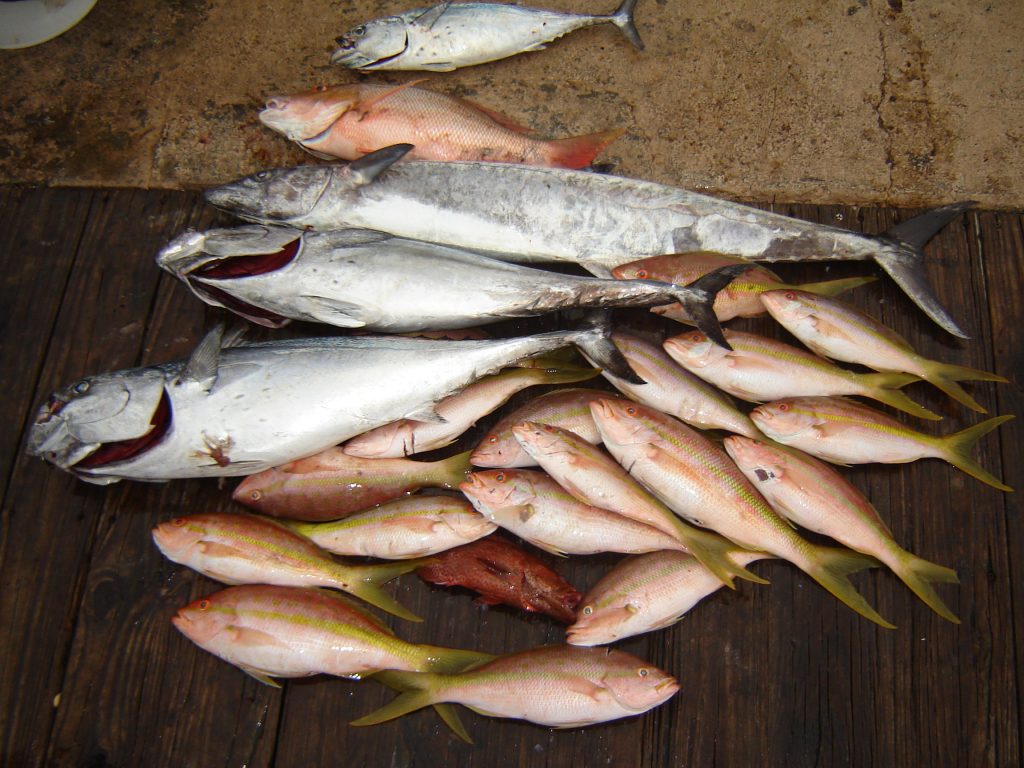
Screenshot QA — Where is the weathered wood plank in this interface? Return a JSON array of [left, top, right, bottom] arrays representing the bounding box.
[[0, 189, 202, 766]]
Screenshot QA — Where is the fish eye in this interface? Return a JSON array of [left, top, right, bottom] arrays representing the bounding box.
[[315, 85, 328, 93], [778, 403, 790, 412], [784, 291, 796, 300], [172, 518, 187, 527], [198, 599, 211, 611], [487, 435, 497, 444], [637, 668, 649, 677], [690, 332, 703, 342], [635, 269, 648, 279], [255, 170, 270, 181], [582, 605, 593, 615], [72, 380, 90, 395], [542, 425, 555, 433], [495, 472, 506, 483], [625, 406, 638, 416], [352, 24, 366, 36], [249, 490, 263, 501]]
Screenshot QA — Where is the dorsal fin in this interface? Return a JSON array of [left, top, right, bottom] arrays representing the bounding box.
[[349, 144, 413, 186], [181, 324, 225, 391], [355, 79, 429, 114], [455, 96, 536, 134], [410, 1, 452, 30]]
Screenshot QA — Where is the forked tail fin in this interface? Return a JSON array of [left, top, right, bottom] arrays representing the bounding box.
[[874, 202, 975, 339], [609, 0, 645, 50]]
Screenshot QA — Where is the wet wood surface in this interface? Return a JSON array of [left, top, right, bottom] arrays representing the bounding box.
[[0, 188, 1020, 767]]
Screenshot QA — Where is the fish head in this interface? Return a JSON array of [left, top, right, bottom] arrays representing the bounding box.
[[662, 330, 729, 369], [600, 650, 680, 711], [27, 368, 170, 477], [460, 470, 537, 512], [259, 85, 360, 142], [172, 593, 236, 646], [342, 420, 416, 458], [587, 398, 658, 449], [331, 17, 408, 68], [232, 469, 287, 513], [204, 166, 336, 225], [151, 515, 209, 560], [470, 429, 532, 468], [156, 225, 301, 280], [511, 421, 587, 460], [759, 288, 819, 325], [566, 592, 638, 646], [611, 255, 679, 282], [722, 435, 788, 488], [749, 400, 819, 442]]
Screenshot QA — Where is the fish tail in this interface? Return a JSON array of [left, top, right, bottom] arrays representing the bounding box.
[[668, 263, 752, 350], [679, 525, 771, 588], [937, 415, 1014, 491], [419, 645, 495, 675], [887, 549, 960, 623], [609, 0, 645, 50], [544, 128, 626, 170], [435, 449, 475, 489], [352, 670, 443, 726], [916, 360, 1008, 413], [874, 202, 975, 339], [804, 545, 895, 629], [791, 275, 878, 297], [862, 372, 942, 421], [570, 310, 645, 384], [347, 560, 429, 622]]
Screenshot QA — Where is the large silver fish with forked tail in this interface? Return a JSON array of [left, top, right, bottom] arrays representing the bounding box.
[[331, 0, 644, 72], [157, 225, 746, 347], [205, 145, 973, 338], [26, 321, 637, 485]]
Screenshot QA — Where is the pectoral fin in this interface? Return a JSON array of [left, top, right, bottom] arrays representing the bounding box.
[[300, 295, 370, 328]]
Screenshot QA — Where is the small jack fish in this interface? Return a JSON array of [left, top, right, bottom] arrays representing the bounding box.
[[331, 0, 644, 72]]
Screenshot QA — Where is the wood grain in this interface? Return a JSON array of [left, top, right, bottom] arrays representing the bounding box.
[[0, 190, 1019, 767]]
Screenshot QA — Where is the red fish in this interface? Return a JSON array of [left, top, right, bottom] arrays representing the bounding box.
[[416, 536, 581, 623]]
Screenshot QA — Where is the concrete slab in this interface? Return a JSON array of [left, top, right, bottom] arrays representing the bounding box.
[[1, 0, 1021, 208]]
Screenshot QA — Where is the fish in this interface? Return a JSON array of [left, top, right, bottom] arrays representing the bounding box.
[[596, 330, 762, 438], [662, 328, 940, 421], [343, 362, 599, 458], [510, 421, 766, 588], [749, 396, 1014, 492], [152, 512, 425, 620], [759, 288, 1007, 413], [26, 317, 643, 484], [233, 448, 473, 521], [416, 535, 581, 623], [286, 496, 496, 559], [588, 398, 892, 627], [470, 387, 618, 469], [722, 436, 960, 622], [205, 145, 973, 337], [566, 550, 770, 646], [259, 81, 624, 169], [157, 224, 744, 347], [612, 251, 876, 323], [352, 645, 677, 743], [171, 584, 493, 686], [460, 469, 690, 556], [330, 0, 644, 72]]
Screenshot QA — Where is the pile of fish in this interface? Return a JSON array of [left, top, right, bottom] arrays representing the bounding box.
[[25, 0, 1015, 745]]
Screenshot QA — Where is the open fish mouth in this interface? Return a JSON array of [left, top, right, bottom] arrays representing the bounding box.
[[182, 238, 301, 328], [73, 390, 173, 471]]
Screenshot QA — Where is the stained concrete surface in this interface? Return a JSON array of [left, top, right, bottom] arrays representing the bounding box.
[[1, 0, 1021, 208]]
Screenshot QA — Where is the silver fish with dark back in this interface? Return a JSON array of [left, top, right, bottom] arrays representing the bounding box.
[[26, 319, 640, 484], [205, 145, 974, 338], [331, 0, 644, 72]]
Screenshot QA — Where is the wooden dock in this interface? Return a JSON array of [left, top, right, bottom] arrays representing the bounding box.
[[0, 189, 1020, 766]]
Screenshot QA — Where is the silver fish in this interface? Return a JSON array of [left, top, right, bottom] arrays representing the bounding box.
[[205, 146, 973, 337], [331, 0, 643, 72], [26, 320, 639, 484], [157, 224, 747, 346]]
